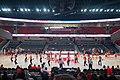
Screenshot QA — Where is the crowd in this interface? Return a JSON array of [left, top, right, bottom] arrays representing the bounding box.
[[0, 63, 120, 80]]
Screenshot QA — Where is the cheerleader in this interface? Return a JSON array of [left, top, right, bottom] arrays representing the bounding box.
[[67, 52, 70, 58], [25, 54, 27, 62], [59, 51, 62, 59], [67, 57, 70, 66], [40, 53, 42, 63], [10, 54, 13, 62], [98, 56, 102, 66], [30, 55, 33, 65], [14, 54, 18, 64], [74, 53, 78, 63], [36, 53, 38, 59], [115, 54, 117, 58], [83, 56, 87, 66], [48, 57, 51, 66], [50, 52, 52, 58]]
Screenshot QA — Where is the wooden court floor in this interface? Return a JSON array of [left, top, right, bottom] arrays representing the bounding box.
[[0, 54, 120, 71]]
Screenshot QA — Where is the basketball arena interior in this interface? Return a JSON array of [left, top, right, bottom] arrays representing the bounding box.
[[0, 0, 120, 80]]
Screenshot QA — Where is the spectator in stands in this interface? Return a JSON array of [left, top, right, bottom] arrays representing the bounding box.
[[108, 75, 118, 80], [112, 66, 115, 69], [103, 65, 106, 70], [0, 64, 4, 68], [41, 67, 49, 80], [86, 72, 92, 80], [76, 67, 81, 75], [53, 74, 77, 80], [103, 74, 109, 80], [77, 72, 88, 80], [0, 71, 2, 80], [2, 71, 10, 80], [16, 65, 22, 73], [37, 65, 41, 69], [48, 73, 54, 80], [116, 65, 119, 69], [13, 69, 26, 80], [32, 64, 37, 69], [90, 74, 99, 80], [107, 66, 112, 75], [28, 64, 32, 69], [99, 75, 107, 80]]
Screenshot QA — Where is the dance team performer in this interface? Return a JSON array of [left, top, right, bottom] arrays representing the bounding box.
[[83, 56, 87, 66], [98, 56, 103, 66], [25, 54, 27, 62], [40, 53, 42, 63]]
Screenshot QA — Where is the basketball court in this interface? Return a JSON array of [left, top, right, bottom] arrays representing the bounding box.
[[0, 54, 120, 71]]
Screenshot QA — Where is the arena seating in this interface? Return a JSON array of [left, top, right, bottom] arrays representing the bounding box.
[[7, 40, 21, 48], [103, 40, 119, 52], [0, 26, 13, 33], [17, 26, 45, 34], [19, 40, 46, 53], [6, 37, 119, 54], [0, 38, 3, 44], [0, 66, 120, 80], [48, 45, 74, 51], [115, 40, 120, 46], [77, 27, 106, 34], [109, 26, 120, 34]]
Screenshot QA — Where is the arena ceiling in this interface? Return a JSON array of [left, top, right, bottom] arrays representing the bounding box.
[[0, 0, 120, 20]]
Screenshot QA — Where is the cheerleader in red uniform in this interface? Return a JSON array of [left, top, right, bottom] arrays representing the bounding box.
[[83, 53, 86, 58], [10, 54, 13, 62], [59, 52, 62, 59], [92, 53, 94, 58], [67, 52, 70, 58], [88, 54, 91, 63], [108, 52, 110, 57], [50, 52, 52, 58], [30, 55, 33, 64], [105, 53, 107, 58], [98, 56, 103, 66], [83, 56, 88, 66], [40, 53, 42, 63], [36, 53, 38, 59], [14, 54, 17, 64], [25, 54, 27, 62], [6, 50, 8, 55], [48, 56, 51, 66], [115, 54, 117, 58], [96, 52, 99, 59], [48, 53, 50, 59], [55, 53, 58, 63], [106, 52, 110, 58], [55, 53, 57, 58], [67, 57, 70, 66], [74, 53, 78, 63]]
